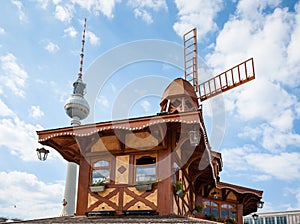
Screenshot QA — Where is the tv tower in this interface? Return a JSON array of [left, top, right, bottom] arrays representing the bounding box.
[[63, 18, 89, 216]]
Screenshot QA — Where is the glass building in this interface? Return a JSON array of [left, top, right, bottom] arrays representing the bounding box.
[[244, 210, 300, 224]]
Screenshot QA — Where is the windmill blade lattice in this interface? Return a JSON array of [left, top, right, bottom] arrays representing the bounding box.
[[183, 28, 255, 104]]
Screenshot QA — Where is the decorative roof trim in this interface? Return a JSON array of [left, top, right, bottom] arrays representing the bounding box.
[[37, 111, 202, 142], [216, 182, 263, 197]]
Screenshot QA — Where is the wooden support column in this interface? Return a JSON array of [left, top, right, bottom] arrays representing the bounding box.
[[157, 144, 172, 215], [236, 203, 243, 224], [76, 157, 90, 215]]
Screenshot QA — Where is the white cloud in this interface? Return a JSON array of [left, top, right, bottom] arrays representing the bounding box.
[[0, 116, 43, 161], [29, 105, 44, 119], [220, 145, 258, 172], [32, 0, 49, 9], [54, 4, 73, 23], [11, 0, 28, 22], [0, 99, 62, 162], [133, 8, 153, 24], [205, 2, 300, 155], [141, 100, 151, 112], [260, 124, 300, 151], [44, 42, 60, 53], [251, 174, 272, 182], [0, 99, 14, 117], [206, 3, 300, 87], [71, 0, 121, 18], [128, 0, 167, 11], [239, 123, 300, 152], [0, 27, 5, 35], [173, 0, 223, 39], [86, 30, 100, 46], [221, 146, 300, 181], [0, 171, 64, 219], [237, 0, 281, 20], [64, 26, 77, 38], [96, 95, 109, 108], [232, 79, 296, 126], [0, 53, 28, 97], [128, 0, 168, 24], [246, 152, 300, 181]]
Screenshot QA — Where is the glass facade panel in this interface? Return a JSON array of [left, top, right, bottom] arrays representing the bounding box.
[[255, 217, 264, 224], [276, 216, 287, 224], [265, 216, 275, 224], [243, 217, 253, 224]]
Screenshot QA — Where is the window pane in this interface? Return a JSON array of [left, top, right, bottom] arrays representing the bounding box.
[[230, 211, 236, 218], [211, 207, 219, 217], [94, 160, 109, 167], [256, 217, 264, 224], [277, 216, 287, 224], [243, 217, 253, 224], [222, 204, 234, 209], [203, 201, 210, 206], [92, 169, 110, 183], [221, 209, 228, 218], [266, 216, 275, 224], [203, 207, 210, 216], [136, 165, 156, 182], [211, 202, 218, 207]]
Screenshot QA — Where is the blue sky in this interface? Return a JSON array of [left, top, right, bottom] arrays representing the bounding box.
[[0, 0, 300, 220]]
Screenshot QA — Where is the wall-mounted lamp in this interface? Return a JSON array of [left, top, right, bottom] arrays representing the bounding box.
[[36, 147, 49, 161], [257, 201, 264, 209], [211, 191, 219, 199], [252, 213, 258, 221], [189, 126, 200, 146]]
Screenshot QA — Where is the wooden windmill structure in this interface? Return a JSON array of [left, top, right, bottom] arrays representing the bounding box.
[[36, 27, 262, 224]]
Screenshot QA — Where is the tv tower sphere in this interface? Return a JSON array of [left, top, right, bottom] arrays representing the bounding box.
[[64, 77, 89, 126]]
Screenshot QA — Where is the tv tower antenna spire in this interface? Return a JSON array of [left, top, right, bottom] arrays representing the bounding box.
[[78, 18, 86, 79]]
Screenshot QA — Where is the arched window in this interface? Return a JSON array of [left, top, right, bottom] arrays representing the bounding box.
[[91, 160, 110, 184], [135, 156, 156, 183], [203, 200, 236, 219]]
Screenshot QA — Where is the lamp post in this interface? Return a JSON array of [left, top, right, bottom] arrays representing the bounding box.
[[36, 147, 49, 161]]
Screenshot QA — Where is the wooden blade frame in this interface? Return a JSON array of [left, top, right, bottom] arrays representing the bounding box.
[[199, 58, 255, 102], [184, 28, 198, 92]]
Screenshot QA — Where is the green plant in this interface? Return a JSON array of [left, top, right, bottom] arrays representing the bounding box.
[[91, 179, 106, 186], [174, 180, 186, 198], [225, 217, 236, 224], [194, 205, 203, 213], [206, 213, 217, 221], [175, 180, 184, 191]]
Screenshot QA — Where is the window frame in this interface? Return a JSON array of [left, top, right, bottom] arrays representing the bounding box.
[[202, 200, 237, 219], [90, 157, 113, 185], [134, 154, 157, 184]]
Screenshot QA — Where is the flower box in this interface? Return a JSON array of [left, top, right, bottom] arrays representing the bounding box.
[[90, 185, 105, 192], [134, 182, 153, 191]]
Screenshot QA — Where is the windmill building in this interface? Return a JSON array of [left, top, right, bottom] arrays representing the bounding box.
[[36, 23, 263, 224]]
